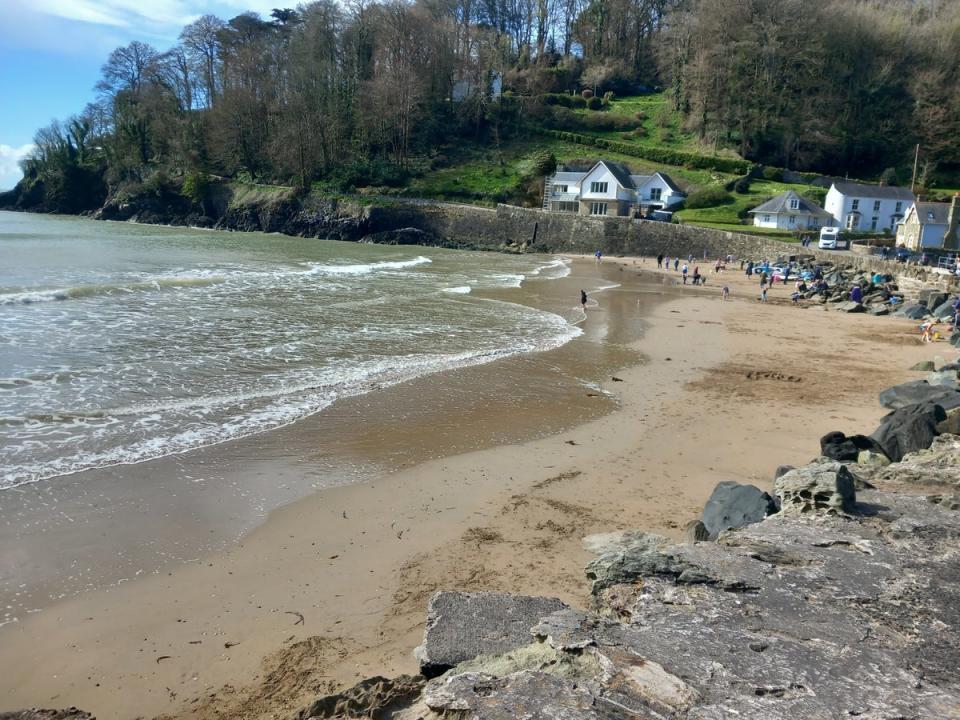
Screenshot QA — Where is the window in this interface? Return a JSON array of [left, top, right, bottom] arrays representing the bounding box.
[[871, 216, 879, 231], [846, 213, 860, 230], [789, 215, 797, 224], [650, 188, 662, 201], [895, 201, 903, 212], [873, 200, 881, 212], [928, 211, 936, 221], [789, 198, 799, 210], [763, 214, 772, 223], [851, 199, 860, 210], [589, 181, 608, 194], [558, 201, 577, 212], [556, 184, 568, 194], [589, 202, 608, 215]]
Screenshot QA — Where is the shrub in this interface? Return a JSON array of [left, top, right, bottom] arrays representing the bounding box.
[[761, 166, 783, 181], [542, 93, 586, 109], [633, 127, 648, 138], [660, 130, 674, 144], [635, 111, 647, 121], [602, 91, 615, 104], [685, 186, 735, 209], [879, 167, 900, 186], [733, 176, 752, 194], [581, 88, 594, 99], [587, 96, 603, 110], [181, 171, 209, 205], [528, 150, 557, 177]]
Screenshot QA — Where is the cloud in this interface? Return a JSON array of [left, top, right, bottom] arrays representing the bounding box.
[[0, 144, 35, 192]]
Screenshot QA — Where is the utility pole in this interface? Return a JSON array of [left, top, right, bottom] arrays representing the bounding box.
[[911, 143, 920, 193]]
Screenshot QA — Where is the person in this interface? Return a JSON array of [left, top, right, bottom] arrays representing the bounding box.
[[715, 258, 722, 273], [745, 261, 753, 277], [581, 289, 588, 310], [657, 253, 663, 269], [952, 296, 960, 329], [722, 285, 730, 301], [692, 266, 701, 285], [921, 320, 937, 343], [595, 249, 602, 263], [759, 285, 768, 303], [681, 263, 689, 284], [674, 257, 679, 271], [850, 285, 863, 304]]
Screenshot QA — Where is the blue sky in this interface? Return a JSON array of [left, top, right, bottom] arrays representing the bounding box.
[[0, 0, 282, 190]]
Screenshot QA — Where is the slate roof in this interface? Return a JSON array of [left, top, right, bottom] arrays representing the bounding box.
[[909, 202, 950, 225], [594, 161, 635, 190], [749, 190, 831, 217], [550, 172, 583, 184], [832, 181, 915, 201], [550, 165, 684, 195]]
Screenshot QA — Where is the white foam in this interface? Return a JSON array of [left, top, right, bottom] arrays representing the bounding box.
[[301, 256, 432, 276], [442, 286, 472, 294]]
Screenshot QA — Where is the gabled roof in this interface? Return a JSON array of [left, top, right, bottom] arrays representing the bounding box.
[[551, 164, 685, 195], [748, 190, 830, 216], [584, 160, 635, 190], [628, 171, 685, 196], [908, 202, 950, 225], [653, 172, 684, 194], [831, 181, 915, 201]]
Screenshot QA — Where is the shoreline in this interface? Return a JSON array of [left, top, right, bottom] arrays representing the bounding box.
[[0, 257, 937, 720]]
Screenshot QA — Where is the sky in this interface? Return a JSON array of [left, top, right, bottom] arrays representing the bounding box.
[[0, 0, 284, 190]]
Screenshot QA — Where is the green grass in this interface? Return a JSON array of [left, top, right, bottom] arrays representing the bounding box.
[[674, 180, 824, 232]]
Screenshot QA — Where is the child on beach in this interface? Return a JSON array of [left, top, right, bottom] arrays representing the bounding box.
[[722, 286, 730, 301], [920, 320, 938, 343]]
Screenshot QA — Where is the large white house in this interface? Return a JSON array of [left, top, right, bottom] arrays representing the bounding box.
[[544, 161, 685, 217], [748, 190, 831, 230], [823, 181, 915, 232]]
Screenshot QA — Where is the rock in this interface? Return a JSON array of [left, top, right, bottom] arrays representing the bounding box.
[[833, 300, 865, 312], [931, 298, 957, 320], [422, 671, 600, 718], [867, 304, 890, 316], [413, 591, 567, 678], [894, 303, 931, 320], [911, 360, 936, 371], [773, 465, 795, 479], [878, 379, 960, 410], [923, 290, 949, 311], [819, 431, 886, 462], [937, 409, 960, 435], [857, 450, 891, 468], [700, 481, 778, 540], [927, 369, 960, 389], [870, 402, 946, 463], [863, 435, 960, 486], [294, 675, 425, 719], [683, 519, 709, 543], [361, 227, 441, 246], [774, 461, 856, 515]]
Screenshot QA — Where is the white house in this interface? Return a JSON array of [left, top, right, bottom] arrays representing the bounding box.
[[897, 196, 960, 250], [748, 190, 831, 230], [544, 161, 685, 217], [823, 181, 915, 232]]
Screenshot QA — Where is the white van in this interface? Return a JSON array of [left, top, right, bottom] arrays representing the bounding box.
[[818, 227, 840, 249]]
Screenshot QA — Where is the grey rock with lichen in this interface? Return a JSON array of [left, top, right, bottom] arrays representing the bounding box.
[[871, 401, 946, 462], [699, 481, 777, 540], [413, 591, 567, 678], [773, 460, 856, 515]]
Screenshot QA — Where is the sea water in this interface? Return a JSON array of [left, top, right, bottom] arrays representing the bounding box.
[[0, 211, 579, 490]]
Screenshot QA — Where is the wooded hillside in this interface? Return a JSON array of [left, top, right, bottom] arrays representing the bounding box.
[[5, 0, 960, 214]]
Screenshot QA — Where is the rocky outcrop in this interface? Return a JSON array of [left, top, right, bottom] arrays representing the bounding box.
[[699, 480, 777, 539], [819, 430, 885, 462], [413, 591, 567, 678], [379, 485, 960, 720], [878, 379, 960, 410], [292, 675, 424, 719]]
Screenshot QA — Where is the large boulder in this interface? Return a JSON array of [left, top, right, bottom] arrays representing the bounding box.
[[413, 591, 567, 678], [927, 370, 960, 389], [870, 402, 946, 463], [894, 303, 931, 320], [833, 301, 866, 313], [700, 481, 778, 540], [878, 380, 960, 410], [819, 431, 886, 462], [774, 461, 856, 515], [931, 298, 958, 320], [921, 290, 949, 311]]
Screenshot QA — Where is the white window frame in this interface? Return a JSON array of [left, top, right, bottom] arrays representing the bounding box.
[[763, 214, 772, 223], [873, 200, 881, 212], [871, 216, 879, 231], [895, 201, 903, 212], [851, 199, 860, 210], [590, 181, 608, 194], [558, 201, 577, 213], [789, 198, 799, 210], [590, 202, 608, 215], [650, 187, 662, 201], [846, 213, 860, 230]]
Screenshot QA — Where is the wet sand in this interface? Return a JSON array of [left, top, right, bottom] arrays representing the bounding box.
[[0, 257, 939, 719]]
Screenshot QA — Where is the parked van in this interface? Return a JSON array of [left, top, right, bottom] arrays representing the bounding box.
[[818, 227, 839, 249]]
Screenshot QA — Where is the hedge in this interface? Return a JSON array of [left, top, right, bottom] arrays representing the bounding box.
[[536, 128, 751, 174]]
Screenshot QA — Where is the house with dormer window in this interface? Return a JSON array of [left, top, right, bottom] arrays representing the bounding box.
[[823, 181, 915, 232], [897, 197, 960, 250], [748, 190, 831, 230], [543, 161, 686, 217]]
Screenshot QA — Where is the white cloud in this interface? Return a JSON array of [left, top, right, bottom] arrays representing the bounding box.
[[27, 0, 281, 31], [0, 144, 35, 192]]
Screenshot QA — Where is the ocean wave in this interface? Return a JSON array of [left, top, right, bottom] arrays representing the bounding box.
[[300, 256, 432, 276], [442, 286, 472, 294], [527, 257, 572, 280], [0, 311, 582, 490], [0, 276, 226, 306]]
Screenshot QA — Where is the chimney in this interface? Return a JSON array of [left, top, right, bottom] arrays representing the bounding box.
[[947, 194, 960, 251]]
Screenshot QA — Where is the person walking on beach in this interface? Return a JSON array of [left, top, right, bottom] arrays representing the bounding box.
[[692, 266, 701, 285], [657, 254, 663, 269], [674, 257, 679, 271], [595, 249, 603, 263], [722, 285, 730, 301], [581, 289, 588, 310], [681, 263, 689, 284], [759, 285, 768, 303]]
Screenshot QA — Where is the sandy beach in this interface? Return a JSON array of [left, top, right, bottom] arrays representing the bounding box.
[[0, 256, 940, 720]]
